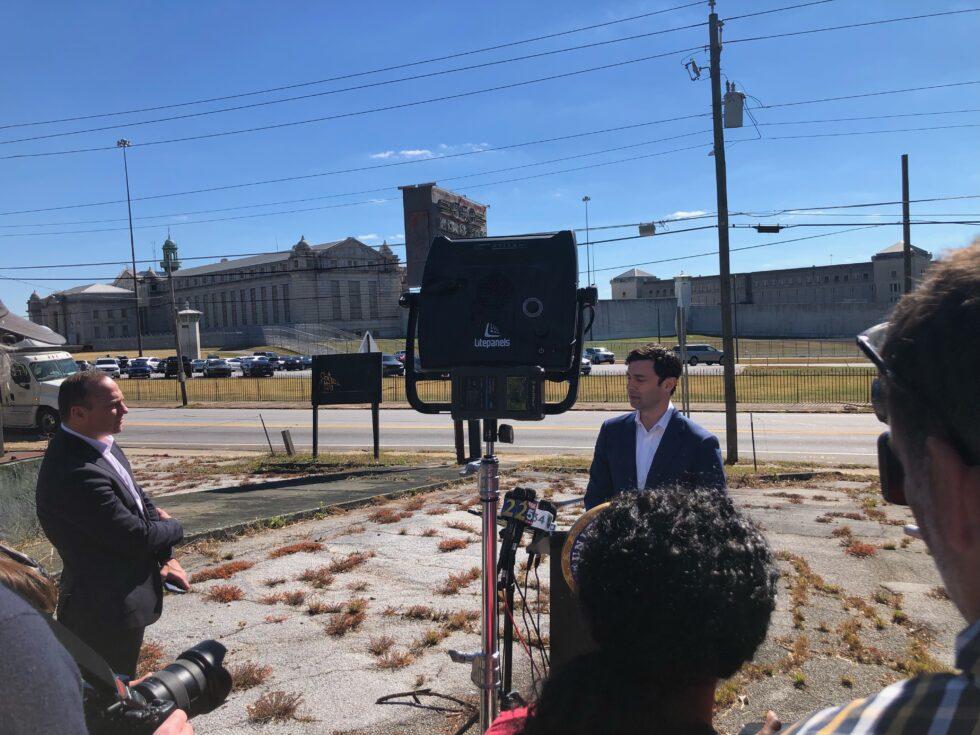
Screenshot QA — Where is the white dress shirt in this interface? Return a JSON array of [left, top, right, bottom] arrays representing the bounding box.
[[61, 424, 144, 515], [635, 403, 675, 489]]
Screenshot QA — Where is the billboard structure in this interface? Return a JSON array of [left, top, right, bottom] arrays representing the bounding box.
[[399, 182, 488, 288]]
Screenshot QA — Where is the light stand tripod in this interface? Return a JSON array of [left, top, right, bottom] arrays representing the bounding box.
[[449, 419, 513, 732]]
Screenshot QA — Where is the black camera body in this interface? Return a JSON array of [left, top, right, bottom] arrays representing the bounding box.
[[401, 230, 596, 421], [417, 231, 580, 372], [81, 640, 232, 735]]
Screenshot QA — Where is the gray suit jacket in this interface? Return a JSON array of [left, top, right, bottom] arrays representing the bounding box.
[[35, 429, 183, 630]]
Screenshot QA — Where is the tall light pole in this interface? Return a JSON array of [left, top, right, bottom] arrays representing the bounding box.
[[582, 196, 592, 285], [117, 139, 144, 356]]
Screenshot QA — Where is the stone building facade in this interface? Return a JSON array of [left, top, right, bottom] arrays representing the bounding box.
[[610, 242, 932, 307], [28, 235, 406, 349]]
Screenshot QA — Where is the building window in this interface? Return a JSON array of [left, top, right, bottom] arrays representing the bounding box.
[[108, 326, 115, 337], [221, 292, 229, 326], [121, 308, 128, 317], [122, 325, 129, 337], [863, 273, 869, 281], [240, 290, 247, 325], [93, 310, 100, 319], [271, 286, 280, 324], [250, 288, 258, 323], [349, 281, 362, 320], [231, 298, 238, 326], [331, 281, 342, 320], [891, 270, 897, 278], [283, 284, 291, 322], [260, 287, 268, 323], [367, 281, 378, 319]]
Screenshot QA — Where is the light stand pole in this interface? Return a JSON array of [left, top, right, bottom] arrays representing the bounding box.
[[708, 1, 738, 463], [582, 196, 592, 285], [117, 139, 144, 356], [161, 244, 188, 407], [901, 154, 912, 293]]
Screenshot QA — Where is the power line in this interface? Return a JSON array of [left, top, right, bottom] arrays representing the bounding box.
[[726, 8, 980, 46], [0, 24, 708, 147], [756, 122, 980, 141], [723, 0, 841, 22], [756, 108, 980, 126], [736, 194, 980, 217], [0, 2, 704, 131], [732, 220, 980, 228], [4, 78, 975, 218], [0, 112, 711, 222], [0, 43, 706, 161], [0, 132, 713, 236], [592, 226, 880, 273]]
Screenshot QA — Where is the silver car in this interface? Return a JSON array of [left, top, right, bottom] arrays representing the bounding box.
[[94, 357, 121, 378]]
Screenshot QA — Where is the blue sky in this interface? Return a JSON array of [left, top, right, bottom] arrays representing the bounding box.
[[2, 0, 978, 314]]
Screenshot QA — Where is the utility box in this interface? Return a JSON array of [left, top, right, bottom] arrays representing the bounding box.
[[724, 83, 746, 129]]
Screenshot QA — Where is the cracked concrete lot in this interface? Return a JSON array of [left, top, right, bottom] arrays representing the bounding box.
[[145, 468, 962, 735]]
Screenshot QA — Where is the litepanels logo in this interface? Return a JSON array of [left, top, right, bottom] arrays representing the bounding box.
[[475, 322, 511, 348]]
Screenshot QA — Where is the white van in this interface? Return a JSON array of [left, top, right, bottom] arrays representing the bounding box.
[[2, 349, 78, 432]]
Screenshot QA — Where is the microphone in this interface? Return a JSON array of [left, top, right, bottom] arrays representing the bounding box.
[[526, 499, 557, 567], [498, 488, 536, 580]]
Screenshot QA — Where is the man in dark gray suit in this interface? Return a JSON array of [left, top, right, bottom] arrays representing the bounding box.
[[584, 344, 726, 510], [36, 370, 188, 677]]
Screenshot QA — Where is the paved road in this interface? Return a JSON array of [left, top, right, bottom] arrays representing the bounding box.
[[118, 407, 884, 465]]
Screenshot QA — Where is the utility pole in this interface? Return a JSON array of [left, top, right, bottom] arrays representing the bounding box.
[[709, 1, 738, 463], [582, 196, 592, 285], [161, 241, 188, 407], [901, 154, 912, 293], [116, 139, 144, 356]]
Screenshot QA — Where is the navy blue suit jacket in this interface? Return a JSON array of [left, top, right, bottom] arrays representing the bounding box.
[[584, 410, 727, 509]]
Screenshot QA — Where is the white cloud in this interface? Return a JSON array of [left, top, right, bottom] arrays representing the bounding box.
[[370, 151, 395, 159], [389, 233, 404, 240], [399, 149, 433, 158], [670, 210, 708, 219], [357, 233, 379, 241]]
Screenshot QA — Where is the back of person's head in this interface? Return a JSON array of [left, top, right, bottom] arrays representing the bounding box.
[[0, 555, 57, 615], [882, 242, 980, 462], [58, 369, 109, 420], [525, 486, 777, 734]]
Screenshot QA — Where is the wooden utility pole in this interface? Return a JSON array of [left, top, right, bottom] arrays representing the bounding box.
[[709, 1, 738, 463], [902, 154, 912, 293]]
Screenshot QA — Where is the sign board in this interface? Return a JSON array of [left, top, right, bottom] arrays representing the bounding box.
[[674, 274, 692, 309], [400, 183, 488, 287], [312, 353, 382, 406]]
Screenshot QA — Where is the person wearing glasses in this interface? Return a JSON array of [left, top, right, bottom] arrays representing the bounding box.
[[784, 242, 980, 734]]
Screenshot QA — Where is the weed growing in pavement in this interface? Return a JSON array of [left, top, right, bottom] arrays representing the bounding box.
[[411, 628, 449, 654], [402, 497, 425, 511], [831, 526, 853, 539], [421, 528, 439, 537], [328, 551, 373, 574], [438, 537, 470, 553], [445, 520, 478, 534], [325, 598, 369, 636], [204, 585, 245, 603], [246, 691, 306, 724], [872, 590, 903, 609], [262, 577, 286, 587], [927, 586, 949, 601], [368, 635, 396, 656], [190, 560, 255, 584], [436, 567, 481, 595], [268, 540, 323, 559], [845, 540, 877, 558], [376, 649, 414, 670], [230, 661, 272, 691], [264, 614, 288, 623], [369, 507, 411, 524], [297, 566, 335, 589], [136, 641, 166, 678], [426, 507, 450, 515]]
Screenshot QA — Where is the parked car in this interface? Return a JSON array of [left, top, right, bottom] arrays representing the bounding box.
[[203, 358, 233, 378], [580, 356, 592, 375], [225, 357, 242, 372], [94, 357, 121, 378], [116, 355, 130, 374], [671, 344, 725, 366], [150, 357, 166, 374], [584, 347, 615, 364], [163, 356, 193, 378], [394, 350, 407, 363], [127, 358, 154, 379], [412, 356, 449, 379], [243, 356, 275, 377], [382, 354, 405, 377], [191, 359, 206, 373], [301, 356, 312, 368], [282, 356, 304, 371], [75, 360, 92, 371]]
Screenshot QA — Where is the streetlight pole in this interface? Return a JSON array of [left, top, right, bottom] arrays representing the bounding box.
[[582, 196, 592, 285], [117, 139, 144, 357]]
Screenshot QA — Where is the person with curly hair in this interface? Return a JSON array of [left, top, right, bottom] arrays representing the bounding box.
[[488, 485, 780, 735]]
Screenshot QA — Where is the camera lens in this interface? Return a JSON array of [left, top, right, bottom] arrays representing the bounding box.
[[133, 640, 232, 717]]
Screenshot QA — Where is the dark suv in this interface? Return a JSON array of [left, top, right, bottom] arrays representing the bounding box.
[[243, 356, 275, 377], [163, 356, 193, 378]]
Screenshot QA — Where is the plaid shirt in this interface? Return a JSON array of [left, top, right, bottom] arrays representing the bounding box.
[[784, 619, 980, 734]]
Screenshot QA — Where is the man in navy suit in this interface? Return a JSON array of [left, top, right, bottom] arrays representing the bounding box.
[[584, 344, 726, 509], [36, 371, 189, 678]]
